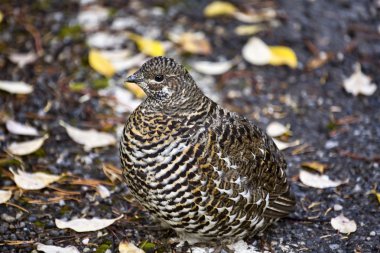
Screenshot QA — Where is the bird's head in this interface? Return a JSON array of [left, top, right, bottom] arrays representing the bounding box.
[[125, 57, 198, 101]]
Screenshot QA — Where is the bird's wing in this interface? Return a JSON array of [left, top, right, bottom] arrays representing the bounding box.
[[205, 109, 295, 219]]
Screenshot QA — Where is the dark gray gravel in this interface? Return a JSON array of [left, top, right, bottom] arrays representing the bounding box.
[[0, 0, 379, 252]]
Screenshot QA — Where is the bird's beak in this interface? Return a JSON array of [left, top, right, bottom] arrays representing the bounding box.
[[125, 72, 143, 84]]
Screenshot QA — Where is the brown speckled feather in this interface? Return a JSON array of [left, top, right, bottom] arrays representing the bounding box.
[[120, 57, 295, 243]]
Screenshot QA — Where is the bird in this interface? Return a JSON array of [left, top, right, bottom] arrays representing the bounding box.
[[119, 56, 295, 246]]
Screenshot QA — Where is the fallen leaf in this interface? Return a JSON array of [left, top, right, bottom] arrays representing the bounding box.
[[272, 139, 300, 151], [299, 170, 348, 189], [119, 241, 145, 253], [87, 32, 126, 49], [55, 215, 123, 232], [0, 81, 33, 94], [10, 168, 61, 190], [111, 53, 146, 72], [0, 190, 12, 204], [191, 60, 233, 75], [169, 32, 212, 55], [96, 185, 111, 199], [242, 37, 271, 66], [343, 63, 377, 96], [9, 52, 38, 68], [301, 161, 328, 173], [89, 49, 116, 77], [6, 119, 39, 136], [60, 121, 116, 150], [125, 82, 146, 99], [204, 1, 237, 17], [370, 188, 380, 204], [269, 46, 298, 68], [331, 214, 357, 234], [266, 121, 290, 137], [233, 9, 276, 23], [7, 135, 48, 156], [234, 25, 265, 36], [128, 33, 165, 57], [78, 5, 109, 31], [242, 37, 298, 68], [0, 11, 3, 23], [36, 243, 80, 253]]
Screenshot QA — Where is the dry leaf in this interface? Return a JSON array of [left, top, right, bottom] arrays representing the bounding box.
[[233, 9, 276, 23], [299, 170, 347, 189], [36, 243, 80, 253], [191, 60, 233, 75], [242, 37, 298, 68], [125, 82, 146, 99], [6, 119, 39, 136], [170, 32, 212, 55], [7, 135, 48, 156], [128, 33, 165, 57], [204, 1, 237, 17], [111, 53, 146, 73], [0, 190, 12, 204], [78, 5, 109, 31], [301, 161, 328, 173], [89, 49, 116, 77], [272, 139, 300, 151], [60, 121, 116, 150], [119, 241, 145, 253], [87, 32, 126, 49], [269, 46, 298, 68], [266, 122, 290, 137], [331, 214, 357, 234], [234, 25, 265, 36], [9, 52, 38, 68], [343, 63, 377, 96], [96, 185, 111, 199], [55, 215, 123, 232], [0, 81, 33, 94], [10, 168, 61, 190], [370, 188, 380, 204], [242, 37, 271, 65]]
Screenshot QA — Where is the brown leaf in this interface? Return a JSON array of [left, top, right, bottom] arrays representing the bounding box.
[[301, 161, 328, 173]]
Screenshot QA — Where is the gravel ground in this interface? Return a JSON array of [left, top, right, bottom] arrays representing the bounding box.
[[0, 0, 379, 252]]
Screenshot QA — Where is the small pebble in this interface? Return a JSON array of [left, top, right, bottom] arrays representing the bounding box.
[[370, 231, 376, 236], [333, 204, 343, 211], [83, 248, 91, 253], [329, 244, 340, 250], [82, 238, 90, 244]]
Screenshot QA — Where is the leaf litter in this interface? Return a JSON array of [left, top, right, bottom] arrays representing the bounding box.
[[331, 214, 357, 234], [6, 119, 39, 136], [299, 170, 348, 189], [60, 121, 116, 150], [55, 215, 123, 232], [7, 135, 48, 156], [0, 190, 12, 204], [10, 168, 61, 190]]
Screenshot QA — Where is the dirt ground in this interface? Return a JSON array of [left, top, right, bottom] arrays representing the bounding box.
[[0, 0, 379, 252]]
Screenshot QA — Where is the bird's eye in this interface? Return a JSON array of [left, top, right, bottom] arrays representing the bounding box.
[[154, 75, 164, 82]]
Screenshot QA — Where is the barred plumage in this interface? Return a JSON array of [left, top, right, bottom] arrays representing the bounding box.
[[120, 57, 295, 243]]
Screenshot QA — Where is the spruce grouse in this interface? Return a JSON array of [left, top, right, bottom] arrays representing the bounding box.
[[120, 56, 295, 243]]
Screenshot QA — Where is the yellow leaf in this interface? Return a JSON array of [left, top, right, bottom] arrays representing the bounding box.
[[204, 1, 237, 17], [234, 25, 265, 36], [370, 188, 380, 204], [128, 33, 165, 57], [125, 82, 146, 99], [301, 161, 328, 174], [172, 32, 212, 55], [89, 50, 116, 77], [0, 11, 3, 24], [269, 46, 298, 68]]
